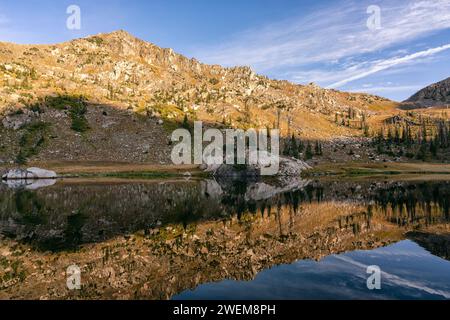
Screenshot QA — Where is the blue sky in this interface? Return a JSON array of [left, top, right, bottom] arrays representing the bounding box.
[[0, 0, 449, 101]]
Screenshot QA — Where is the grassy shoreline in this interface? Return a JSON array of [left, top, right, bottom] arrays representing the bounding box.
[[0, 161, 205, 179], [2, 161, 450, 180], [302, 162, 450, 178]]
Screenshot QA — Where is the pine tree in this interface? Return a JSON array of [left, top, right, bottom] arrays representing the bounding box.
[[314, 141, 323, 156], [437, 120, 448, 148], [282, 139, 290, 156], [406, 124, 413, 146], [292, 140, 299, 159], [394, 126, 400, 143], [417, 143, 427, 161], [363, 124, 369, 137], [276, 108, 281, 129], [315, 141, 323, 156], [298, 139, 305, 153], [290, 134, 298, 158], [377, 128, 384, 143], [305, 142, 313, 160], [430, 136, 438, 157], [387, 126, 393, 143], [447, 122, 450, 147], [421, 119, 427, 143], [182, 114, 190, 130]]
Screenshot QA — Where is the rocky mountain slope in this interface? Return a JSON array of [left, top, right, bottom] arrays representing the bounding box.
[[0, 30, 398, 164], [404, 77, 450, 108]]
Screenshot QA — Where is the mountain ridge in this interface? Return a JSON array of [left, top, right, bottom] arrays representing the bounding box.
[[0, 30, 401, 165], [0, 30, 396, 115]]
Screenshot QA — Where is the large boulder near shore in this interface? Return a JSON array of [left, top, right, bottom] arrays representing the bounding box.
[[278, 157, 312, 176], [2, 167, 57, 180], [202, 155, 311, 177]]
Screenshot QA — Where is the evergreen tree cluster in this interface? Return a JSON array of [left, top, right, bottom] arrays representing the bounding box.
[[375, 118, 450, 160], [283, 134, 323, 160]]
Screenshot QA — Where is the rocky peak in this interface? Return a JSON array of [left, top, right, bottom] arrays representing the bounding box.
[[103, 29, 136, 39], [404, 77, 450, 107]]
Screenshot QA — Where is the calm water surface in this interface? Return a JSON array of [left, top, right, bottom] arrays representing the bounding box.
[[0, 176, 449, 299], [174, 240, 450, 300]]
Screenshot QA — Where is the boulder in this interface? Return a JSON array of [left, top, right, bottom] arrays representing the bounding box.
[[202, 155, 311, 178], [1, 111, 35, 130], [2, 179, 57, 190], [278, 157, 311, 176], [212, 164, 260, 178], [2, 169, 27, 180], [2, 167, 57, 180], [27, 167, 58, 179]]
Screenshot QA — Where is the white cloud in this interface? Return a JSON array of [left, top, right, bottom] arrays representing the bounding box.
[[193, 0, 450, 91], [329, 44, 450, 88], [348, 84, 422, 94], [196, 0, 450, 69], [335, 255, 450, 299]]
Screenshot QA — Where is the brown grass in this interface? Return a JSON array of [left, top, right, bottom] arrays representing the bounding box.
[[305, 162, 450, 178], [2, 161, 201, 176]]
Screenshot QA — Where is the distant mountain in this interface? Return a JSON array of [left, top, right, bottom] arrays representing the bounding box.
[[403, 77, 450, 108]]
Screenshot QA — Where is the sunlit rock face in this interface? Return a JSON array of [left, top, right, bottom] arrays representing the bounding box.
[[204, 156, 311, 179], [404, 77, 450, 107], [0, 31, 397, 165]]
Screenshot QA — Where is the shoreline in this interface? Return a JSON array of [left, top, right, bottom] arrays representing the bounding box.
[[2, 161, 450, 181], [302, 162, 450, 178], [1, 162, 204, 179]]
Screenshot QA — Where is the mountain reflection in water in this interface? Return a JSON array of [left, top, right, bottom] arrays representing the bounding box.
[[175, 240, 450, 300], [0, 177, 449, 299]]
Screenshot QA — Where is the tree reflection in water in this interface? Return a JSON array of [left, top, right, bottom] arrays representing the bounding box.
[[0, 178, 449, 299]]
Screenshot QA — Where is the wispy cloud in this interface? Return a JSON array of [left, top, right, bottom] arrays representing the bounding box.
[[194, 0, 450, 92], [329, 44, 450, 88], [335, 255, 450, 299], [348, 84, 423, 94]]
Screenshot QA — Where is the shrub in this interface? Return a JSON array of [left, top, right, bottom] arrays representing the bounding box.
[[209, 78, 219, 85], [27, 102, 42, 113], [86, 36, 104, 46], [45, 95, 89, 132], [16, 122, 50, 164]]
